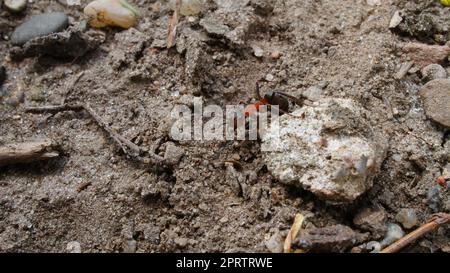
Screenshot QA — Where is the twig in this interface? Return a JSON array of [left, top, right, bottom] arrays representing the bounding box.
[[62, 71, 85, 104], [76, 181, 92, 193], [167, 0, 181, 48], [0, 139, 59, 167], [25, 104, 166, 165], [381, 213, 450, 253], [394, 61, 413, 80]]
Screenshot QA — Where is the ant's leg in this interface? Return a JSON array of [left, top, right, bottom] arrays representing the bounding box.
[[256, 81, 261, 100], [275, 91, 305, 106]]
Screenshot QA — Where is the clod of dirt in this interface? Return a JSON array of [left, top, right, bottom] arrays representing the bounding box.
[[402, 42, 450, 69], [164, 142, 185, 165], [169, 0, 204, 16], [293, 224, 369, 252], [10, 22, 105, 60], [108, 27, 148, 70], [421, 64, 447, 82], [390, 4, 450, 43], [395, 208, 418, 229], [353, 207, 387, 238], [262, 98, 388, 204], [10, 12, 69, 46], [199, 2, 263, 46], [419, 79, 450, 128]]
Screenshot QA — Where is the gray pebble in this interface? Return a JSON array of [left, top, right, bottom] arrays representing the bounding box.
[[11, 12, 69, 46], [427, 186, 442, 212], [265, 230, 284, 253]]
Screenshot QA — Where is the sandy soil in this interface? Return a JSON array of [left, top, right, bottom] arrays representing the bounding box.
[[0, 0, 449, 253]]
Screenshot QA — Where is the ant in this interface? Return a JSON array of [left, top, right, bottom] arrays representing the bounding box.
[[243, 80, 305, 117]]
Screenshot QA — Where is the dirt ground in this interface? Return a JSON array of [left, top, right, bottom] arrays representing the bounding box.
[[0, 0, 449, 253]]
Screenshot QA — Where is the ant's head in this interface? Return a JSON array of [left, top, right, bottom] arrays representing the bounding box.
[[263, 91, 275, 101]]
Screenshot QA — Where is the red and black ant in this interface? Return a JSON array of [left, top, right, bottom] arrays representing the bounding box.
[[243, 80, 305, 117]]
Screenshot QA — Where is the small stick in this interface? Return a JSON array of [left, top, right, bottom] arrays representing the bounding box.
[[0, 139, 59, 167], [381, 213, 450, 253], [62, 71, 85, 104], [76, 181, 92, 193], [167, 0, 181, 48], [25, 104, 166, 165], [394, 61, 413, 80]]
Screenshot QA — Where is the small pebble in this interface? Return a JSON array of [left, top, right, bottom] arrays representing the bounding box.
[[427, 186, 442, 212], [123, 239, 137, 253], [174, 237, 188, 248], [252, 45, 264, 58], [265, 231, 284, 253], [380, 223, 404, 248], [4, 0, 27, 13], [395, 208, 418, 229], [366, 0, 381, 6], [265, 73, 274, 82], [84, 0, 139, 29], [421, 64, 447, 82], [271, 50, 282, 59], [11, 12, 69, 46], [302, 86, 323, 102], [420, 79, 450, 129], [164, 142, 185, 165], [66, 241, 82, 253]]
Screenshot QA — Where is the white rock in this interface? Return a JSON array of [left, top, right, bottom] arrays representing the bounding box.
[[389, 11, 403, 29], [366, 0, 380, 6], [66, 241, 82, 253], [252, 45, 264, 58], [4, 0, 27, 13], [380, 223, 404, 248], [67, 0, 81, 6], [262, 98, 388, 203]]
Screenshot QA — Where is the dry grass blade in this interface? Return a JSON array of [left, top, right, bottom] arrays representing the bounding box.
[[284, 213, 305, 253], [381, 213, 450, 253], [167, 0, 181, 48]]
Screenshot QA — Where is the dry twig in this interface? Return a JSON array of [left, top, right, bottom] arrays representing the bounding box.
[[381, 213, 450, 253], [167, 0, 181, 48], [0, 139, 59, 167], [25, 104, 166, 166]]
